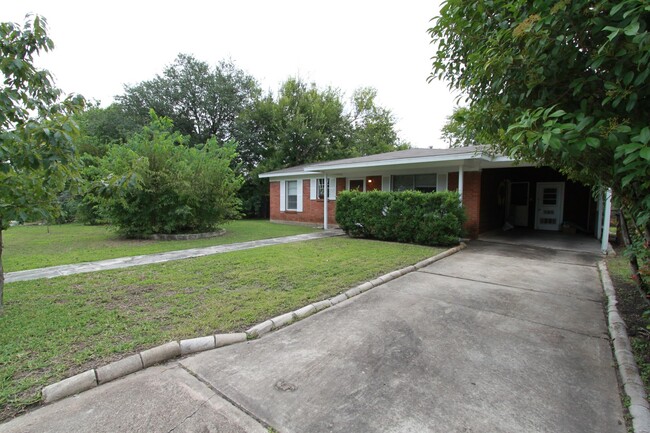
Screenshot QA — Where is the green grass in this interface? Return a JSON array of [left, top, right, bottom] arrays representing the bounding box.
[[0, 236, 442, 420], [2, 220, 318, 272]]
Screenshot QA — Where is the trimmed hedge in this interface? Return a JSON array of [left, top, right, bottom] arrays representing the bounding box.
[[336, 190, 466, 246]]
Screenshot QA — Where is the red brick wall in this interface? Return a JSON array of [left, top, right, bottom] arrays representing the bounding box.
[[270, 174, 483, 236], [269, 178, 345, 226], [448, 171, 481, 238]]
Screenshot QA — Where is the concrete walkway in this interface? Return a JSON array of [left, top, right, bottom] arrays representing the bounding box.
[[5, 230, 342, 283], [0, 238, 625, 433]]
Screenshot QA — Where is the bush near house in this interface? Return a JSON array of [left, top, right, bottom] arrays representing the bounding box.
[[336, 190, 465, 246]]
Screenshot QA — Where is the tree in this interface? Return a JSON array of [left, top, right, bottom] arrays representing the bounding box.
[[74, 102, 140, 155], [95, 112, 242, 237], [116, 54, 260, 145], [233, 78, 410, 217], [349, 87, 410, 155], [429, 0, 649, 288], [440, 106, 492, 148], [0, 15, 84, 309]]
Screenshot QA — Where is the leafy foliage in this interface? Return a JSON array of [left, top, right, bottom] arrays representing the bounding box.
[[0, 15, 85, 228], [441, 106, 492, 147], [96, 113, 242, 237], [234, 78, 410, 216], [117, 54, 260, 146], [336, 190, 465, 246], [0, 14, 84, 307], [429, 0, 649, 285]]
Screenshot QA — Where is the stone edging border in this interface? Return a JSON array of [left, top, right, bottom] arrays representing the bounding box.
[[146, 229, 226, 241], [598, 260, 650, 433], [41, 242, 467, 405]]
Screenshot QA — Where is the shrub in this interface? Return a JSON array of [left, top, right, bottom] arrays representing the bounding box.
[[336, 190, 466, 246], [96, 113, 242, 237]]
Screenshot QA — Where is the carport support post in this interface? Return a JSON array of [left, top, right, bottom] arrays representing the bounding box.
[[323, 176, 329, 230], [601, 188, 612, 254], [458, 165, 464, 204], [596, 191, 603, 239]]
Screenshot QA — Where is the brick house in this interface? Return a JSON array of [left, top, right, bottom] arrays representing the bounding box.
[[259, 146, 608, 239]]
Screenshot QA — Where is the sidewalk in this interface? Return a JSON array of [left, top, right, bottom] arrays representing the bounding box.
[[5, 230, 342, 283]]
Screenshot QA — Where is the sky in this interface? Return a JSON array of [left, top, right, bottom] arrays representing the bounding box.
[[5, 1, 460, 149]]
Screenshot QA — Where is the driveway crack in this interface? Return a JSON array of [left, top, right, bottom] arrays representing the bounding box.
[[416, 269, 603, 303], [178, 364, 275, 431]]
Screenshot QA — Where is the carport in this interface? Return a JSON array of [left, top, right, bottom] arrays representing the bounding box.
[[479, 167, 597, 234]]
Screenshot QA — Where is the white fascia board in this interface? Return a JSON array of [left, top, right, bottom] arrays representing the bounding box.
[[259, 170, 322, 179], [304, 152, 505, 172]]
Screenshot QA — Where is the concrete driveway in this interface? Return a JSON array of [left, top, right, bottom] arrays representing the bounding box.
[[0, 239, 625, 433]]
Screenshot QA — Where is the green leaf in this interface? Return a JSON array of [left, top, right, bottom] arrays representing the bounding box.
[[586, 137, 600, 148], [610, 2, 624, 15], [635, 128, 650, 144], [549, 109, 566, 118], [624, 21, 640, 36], [626, 93, 638, 112], [623, 71, 634, 86], [640, 147, 650, 160]]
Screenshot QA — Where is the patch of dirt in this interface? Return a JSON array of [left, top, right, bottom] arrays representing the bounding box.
[[609, 250, 650, 397]]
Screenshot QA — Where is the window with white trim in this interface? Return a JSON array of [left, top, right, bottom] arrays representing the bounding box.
[[286, 180, 298, 210], [317, 178, 330, 199], [391, 174, 437, 193], [310, 177, 336, 200]]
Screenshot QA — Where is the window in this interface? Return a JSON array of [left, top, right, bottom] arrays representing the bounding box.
[[392, 175, 414, 192], [391, 174, 437, 193], [349, 179, 364, 191], [311, 177, 336, 200], [415, 174, 436, 193], [317, 178, 329, 199], [286, 180, 298, 210]]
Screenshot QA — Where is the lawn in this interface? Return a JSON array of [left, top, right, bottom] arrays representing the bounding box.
[[0, 236, 442, 421], [2, 220, 319, 272]]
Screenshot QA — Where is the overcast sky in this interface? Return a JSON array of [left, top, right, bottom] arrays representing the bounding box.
[[5, 1, 459, 149]]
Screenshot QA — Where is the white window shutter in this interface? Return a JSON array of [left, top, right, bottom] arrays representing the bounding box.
[[279, 181, 286, 211], [382, 176, 391, 191], [296, 179, 303, 212], [328, 177, 336, 200], [437, 173, 448, 192], [310, 178, 317, 200]]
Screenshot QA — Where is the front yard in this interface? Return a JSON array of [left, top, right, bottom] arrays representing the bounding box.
[[0, 236, 442, 421], [2, 220, 319, 272]]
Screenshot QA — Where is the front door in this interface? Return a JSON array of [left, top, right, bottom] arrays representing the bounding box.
[[535, 182, 565, 230]]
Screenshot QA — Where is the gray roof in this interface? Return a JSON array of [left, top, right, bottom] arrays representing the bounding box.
[[258, 163, 317, 176], [260, 146, 485, 177], [308, 145, 484, 168]]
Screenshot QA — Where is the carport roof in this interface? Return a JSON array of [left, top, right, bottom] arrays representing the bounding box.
[[259, 145, 516, 178]]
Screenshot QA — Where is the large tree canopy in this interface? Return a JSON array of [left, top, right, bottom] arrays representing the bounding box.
[[232, 78, 409, 216], [116, 54, 260, 145], [429, 0, 649, 278], [0, 15, 84, 307]]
